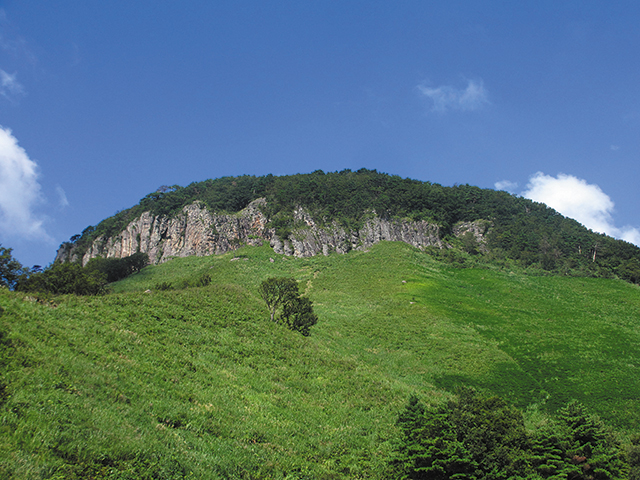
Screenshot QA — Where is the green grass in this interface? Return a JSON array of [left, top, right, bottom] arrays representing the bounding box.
[[2, 241, 640, 478]]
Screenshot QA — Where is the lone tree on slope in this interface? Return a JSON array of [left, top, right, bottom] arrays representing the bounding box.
[[258, 277, 299, 322], [258, 277, 318, 336]]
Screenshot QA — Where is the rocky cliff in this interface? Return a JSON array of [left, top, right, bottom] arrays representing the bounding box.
[[56, 198, 488, 265]]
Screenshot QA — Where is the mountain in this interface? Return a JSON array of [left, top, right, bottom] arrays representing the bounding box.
[[56, 169, 640, 284], [3, 170, 640, 478]]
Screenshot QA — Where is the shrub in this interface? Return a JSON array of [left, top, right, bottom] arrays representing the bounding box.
[[154, 281, 173, 291]]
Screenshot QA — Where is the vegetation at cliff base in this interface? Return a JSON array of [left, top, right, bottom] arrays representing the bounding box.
[[13, 253, 149, 297]]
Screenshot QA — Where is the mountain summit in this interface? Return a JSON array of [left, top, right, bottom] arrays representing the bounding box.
[[57, 169, 640, 283]]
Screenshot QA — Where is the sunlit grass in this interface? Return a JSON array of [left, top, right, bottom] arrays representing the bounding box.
[[2, 241, 640, 478]]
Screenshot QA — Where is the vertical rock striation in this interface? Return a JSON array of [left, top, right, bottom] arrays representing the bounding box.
[[56, 198, 489, 264]]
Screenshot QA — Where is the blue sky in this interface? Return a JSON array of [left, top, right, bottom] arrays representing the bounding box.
[[1, 1, 640, 267]]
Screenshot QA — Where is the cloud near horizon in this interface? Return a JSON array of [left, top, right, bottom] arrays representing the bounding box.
[[494, 180, 518, 193], [520, 172, 640, 246], [417, 79, 489, 112], [0, 126, 51, 241]]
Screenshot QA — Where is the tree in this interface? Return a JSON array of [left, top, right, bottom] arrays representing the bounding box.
[[258, 277, 318, 335], [394, 396, 477, 479], [125, 251, 149, 273], [556, 401, 626, 480], [16, 262, 107, 295], [85, 252, 149, 283], [393, 391, 631, 480], [280, 295, 318, 336], [258, 277, 299, 322], [0, 244, 24, 289], [625, 435, 640, 480], [393, 388, 532, 479]]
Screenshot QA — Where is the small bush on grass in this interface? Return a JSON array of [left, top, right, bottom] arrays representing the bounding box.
[[154, 281, 173, 291]]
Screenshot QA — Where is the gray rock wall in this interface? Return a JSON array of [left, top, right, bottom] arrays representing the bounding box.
[[56, 198, 489, 264]]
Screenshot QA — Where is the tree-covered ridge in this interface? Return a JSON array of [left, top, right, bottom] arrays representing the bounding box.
[[65, 169, 640, 283]]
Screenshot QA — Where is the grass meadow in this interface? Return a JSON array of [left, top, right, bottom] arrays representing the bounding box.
[[2, 241, 640, 478]]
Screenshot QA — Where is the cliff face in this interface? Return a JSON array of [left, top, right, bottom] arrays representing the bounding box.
[[56, 198, 487, 265], [270, 206, 444, 257]]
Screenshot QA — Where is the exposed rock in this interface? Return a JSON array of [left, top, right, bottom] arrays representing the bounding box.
[[57, 198, 272, 265], [273, 215, 444, 257], [56, 198, 491, 265], [452, 220, 491, 253]]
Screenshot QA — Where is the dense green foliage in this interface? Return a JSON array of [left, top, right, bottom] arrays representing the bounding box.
[[2, 242, 640, 478], [62, 170, 640, 284], [0, 245, 26, 290], [16, 262, 108, 296], [258, 277, 318, 335], [258, 277, 298, 322], [280, 294, 318, 337], [85, 252, 149, 283], [15, 253, 148, 296], [16, 252, 149, 295], [394, 389, 628, 479]]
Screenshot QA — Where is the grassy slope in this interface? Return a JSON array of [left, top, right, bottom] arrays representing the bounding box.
[[2, 241, 640, 479]]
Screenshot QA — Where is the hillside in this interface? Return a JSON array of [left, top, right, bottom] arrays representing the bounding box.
[[2, 242, 640, 478], [56, 170, 640, 284]]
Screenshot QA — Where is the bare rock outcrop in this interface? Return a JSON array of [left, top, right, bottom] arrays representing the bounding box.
[[56, 199, 490, 264], [57, 199, 272, 265], [271, 215, 444, 257], [452, 219, 491, 253]]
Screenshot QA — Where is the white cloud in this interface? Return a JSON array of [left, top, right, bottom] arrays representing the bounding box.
[[521, 172, 640, 246], [0, 126, 50, 240], [0, 69, 24, 100], [620, 227, 640, 246], [494, 180, 518, 193], [417, 79, 489, 112], [56, 185, 69, 208]]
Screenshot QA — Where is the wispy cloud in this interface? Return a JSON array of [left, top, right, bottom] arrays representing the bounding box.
[[417, 79, 489, 112], [0, 10, 30, 102], [56, 185, 69, 208], [0, 69, 24, 100], [521, 172, 640, 246], [0, 126, 51, 241], [494, 180, 518, 193], [0, 8, 36, 64]]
